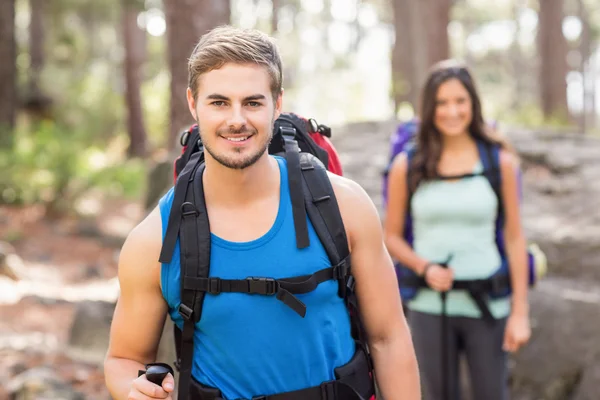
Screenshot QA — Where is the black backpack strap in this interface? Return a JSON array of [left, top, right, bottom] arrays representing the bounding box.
[[299, 154, 349, 273], [273, 113, 330, 168], [477, 140, 503, 212], [299, 153, 374, 387], [177, 162, 211, 400], [281, 125, 310, 249], [159, 150, 203, 264], [180, 264, 349, 318]]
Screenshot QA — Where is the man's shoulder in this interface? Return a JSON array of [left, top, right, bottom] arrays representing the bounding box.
[[327, 173, 370, 207], [118, 207, 163, 283], [327, 173, 378, 224]]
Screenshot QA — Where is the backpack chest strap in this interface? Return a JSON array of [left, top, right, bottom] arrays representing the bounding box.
[[182, 259, 350, 318]]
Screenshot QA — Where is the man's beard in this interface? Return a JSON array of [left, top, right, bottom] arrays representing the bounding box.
[[201, 124, 273, 170]]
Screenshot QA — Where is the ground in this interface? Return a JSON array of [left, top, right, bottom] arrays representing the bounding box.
[[0, 200, 144, 399]]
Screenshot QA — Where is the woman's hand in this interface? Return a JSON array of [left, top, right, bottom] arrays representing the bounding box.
[[503, 312, 531, 353], [424, 265, 454, 292]]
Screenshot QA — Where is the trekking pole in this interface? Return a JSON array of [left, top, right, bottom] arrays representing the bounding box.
[[139, 363, 174, 386], [440, 255, 453, 400]]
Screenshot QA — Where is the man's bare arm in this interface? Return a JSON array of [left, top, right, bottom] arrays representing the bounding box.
[[331, 174, 420, 400], [104, 207, 173, 399]]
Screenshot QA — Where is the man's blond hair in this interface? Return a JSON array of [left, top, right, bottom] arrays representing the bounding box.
[[188, 25, 283, 102]]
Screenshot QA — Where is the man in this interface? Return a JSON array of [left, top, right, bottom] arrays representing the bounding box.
[[104, 25, 420, 400]]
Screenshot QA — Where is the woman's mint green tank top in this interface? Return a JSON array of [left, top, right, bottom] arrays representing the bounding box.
[[407, 161, 511, 319]]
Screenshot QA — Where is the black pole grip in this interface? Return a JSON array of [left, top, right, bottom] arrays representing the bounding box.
[[142, 363, 174, 386]]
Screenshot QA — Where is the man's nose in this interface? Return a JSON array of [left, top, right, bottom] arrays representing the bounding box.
[[226, 104, 247, 130]]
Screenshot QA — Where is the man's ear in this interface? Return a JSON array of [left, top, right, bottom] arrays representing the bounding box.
[[186, 88, 197, 120], [273, 88, 283, 120]]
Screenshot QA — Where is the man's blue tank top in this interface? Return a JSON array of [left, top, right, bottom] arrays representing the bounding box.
[[159, 156, 355, 399]]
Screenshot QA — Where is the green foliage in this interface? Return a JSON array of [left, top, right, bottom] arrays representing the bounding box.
[[0, 121, 146, 214]]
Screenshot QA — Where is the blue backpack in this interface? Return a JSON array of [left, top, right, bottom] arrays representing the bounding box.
[[383, 120, 547, 320]]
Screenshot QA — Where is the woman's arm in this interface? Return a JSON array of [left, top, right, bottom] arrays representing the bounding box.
[[383, 153, 429, 274], [499, 150, 531, 352]]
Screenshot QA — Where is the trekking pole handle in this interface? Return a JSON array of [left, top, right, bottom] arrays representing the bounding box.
[[139, 363, 174, 386]]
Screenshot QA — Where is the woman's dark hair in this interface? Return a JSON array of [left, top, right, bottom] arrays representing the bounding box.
[[409, 59, 508, 192]]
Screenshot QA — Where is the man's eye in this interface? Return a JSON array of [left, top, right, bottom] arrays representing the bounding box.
[[211, 101, 226, 107], [247, 101, 262, 107]]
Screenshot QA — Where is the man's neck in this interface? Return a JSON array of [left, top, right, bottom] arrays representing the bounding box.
[[202, 153, 280, 207]]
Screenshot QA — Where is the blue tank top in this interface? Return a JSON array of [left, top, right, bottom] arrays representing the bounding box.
[[159, 156, 355, 399]]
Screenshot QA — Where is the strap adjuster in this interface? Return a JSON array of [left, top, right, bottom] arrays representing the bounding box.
[[247, 277, 278, 295], [320, 381, 336, 400], [178, 304, 193, 321], [180, 202, 198, 218], [333, 263, 349, 280], [279, 125, 296, 139], [208, 278, 221, 294]]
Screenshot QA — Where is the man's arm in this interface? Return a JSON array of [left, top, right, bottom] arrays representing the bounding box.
[[104, 207, 174, 399], [331, 174, 420, 400]]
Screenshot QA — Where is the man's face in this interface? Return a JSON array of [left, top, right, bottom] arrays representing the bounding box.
[[187, 63, 282, 170]]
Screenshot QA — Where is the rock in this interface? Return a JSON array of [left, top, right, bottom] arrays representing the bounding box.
[[508, 277, 600, 399], [0, 241, 25, 281], [67, 300, 116, 365], [7, 366, 85, 400]]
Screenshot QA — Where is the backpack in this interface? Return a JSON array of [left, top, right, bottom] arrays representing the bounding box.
[[383, 120, 547, 322], [157, 112, 375, 400], [381, 118, 419, 207]]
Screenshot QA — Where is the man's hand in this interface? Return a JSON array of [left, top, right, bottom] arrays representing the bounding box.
[[424, 264, 454, 292], [128, 373, 175, 400]]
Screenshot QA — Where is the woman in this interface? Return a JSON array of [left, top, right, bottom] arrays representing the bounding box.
[[384, 60, 531, 400]]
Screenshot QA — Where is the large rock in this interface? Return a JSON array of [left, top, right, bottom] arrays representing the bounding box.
[[67, 300, 116, 365], [7, 367, 85, 400], [0, 241, 26, 281], [330, 123, 600, 283], [509, 277, 600, 400]]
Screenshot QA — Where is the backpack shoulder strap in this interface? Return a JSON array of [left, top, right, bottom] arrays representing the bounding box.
[[281, 125, 311, 249], [299, 154, 374, 381], [176, 160, 211, 400], [299, 153, 349, 264], [476, 140, 503, 211]]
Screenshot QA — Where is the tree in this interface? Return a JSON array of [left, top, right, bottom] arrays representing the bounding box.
[[537, 0, 569, 122], [391, 0, 451, 114], [0, 0, 17, 148], [122, 0, 148, 157], [272, 0, 281, 34], [163, 0, 231, 149], [422, 0, 452, 66]]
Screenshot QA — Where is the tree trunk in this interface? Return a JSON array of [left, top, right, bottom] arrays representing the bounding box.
[[272, 0, 280, 34], [510, 0, 526, 111], [123, 0, 148, 158], [0, 0, 17, 147], [391, 0, 448, 114], [29, 0, 44, 98], [577, 0, 592, 134], [537, 0, 569, 122], [422, 0, 451, 66], [164, 0, 231, 150]]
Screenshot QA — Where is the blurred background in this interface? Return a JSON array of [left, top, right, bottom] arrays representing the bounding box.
[[0, 0, 599, 399]]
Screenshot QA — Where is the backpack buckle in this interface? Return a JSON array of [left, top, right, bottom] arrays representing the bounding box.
[[279, 126, 296, 140], [178, 304, 193, 321], [320, 381, 336, 400], [247, 277, 278, 295], [208, 278, 221, 294], [181, 202, 198, 218]]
